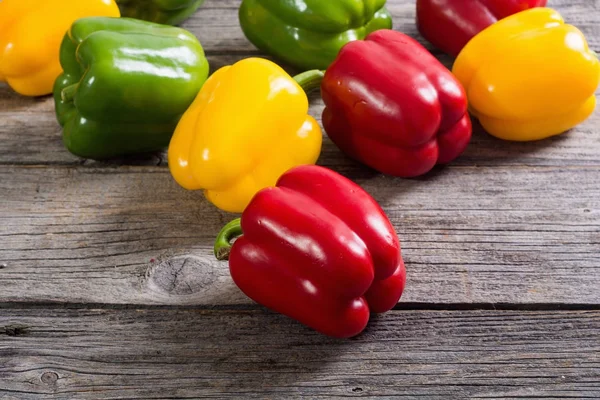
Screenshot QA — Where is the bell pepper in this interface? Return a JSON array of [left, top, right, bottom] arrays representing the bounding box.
[[453, 8, 600, 142], [168, 58, 323, 213], [239, 0, 392, 70], [214, 165, 406, 338], [53, 17, 209, 159], [321, 30, 472, 178], [115, 0, 204, 26], [416, 0, 547, 57], [0, 0, 120, 97]]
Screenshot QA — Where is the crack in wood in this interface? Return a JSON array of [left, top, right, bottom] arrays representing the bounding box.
[[144, 255, 218, 297], [2, 302, 600, 311]]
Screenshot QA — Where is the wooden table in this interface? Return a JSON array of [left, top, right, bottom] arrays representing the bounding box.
[[1, 1, 599, 398]]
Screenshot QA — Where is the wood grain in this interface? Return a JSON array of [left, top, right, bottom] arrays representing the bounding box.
[[3, 89, 600, 168], [1, 165, 598, 306], [1, 308, 599, 399]]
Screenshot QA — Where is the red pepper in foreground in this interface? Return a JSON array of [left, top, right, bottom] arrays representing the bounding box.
[[215, 165, 406, 338], [321, 30, 471, 178], [416, 0, 547, 57]]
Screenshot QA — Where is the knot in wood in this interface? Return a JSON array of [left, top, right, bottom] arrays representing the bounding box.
[[148, 255, 216, 296], [41, 371, 58, 385], [1, 324, 28, 336]]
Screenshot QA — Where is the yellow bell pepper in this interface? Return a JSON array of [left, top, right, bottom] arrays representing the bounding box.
[[0, 0, 120, 97], [168, 58, 323, 213], [453, 8, 600, 141]]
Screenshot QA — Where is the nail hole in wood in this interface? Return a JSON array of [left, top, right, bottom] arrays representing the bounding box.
[[40, 372, 58, 385], [1, 324, 29, 336]]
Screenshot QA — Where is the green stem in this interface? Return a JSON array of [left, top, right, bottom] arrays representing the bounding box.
[[293, 70, 325, 94], [214, 218, 243, 261], [61, 84, 78, 103]]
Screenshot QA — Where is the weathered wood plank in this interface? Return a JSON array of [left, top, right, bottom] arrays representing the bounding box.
[[1, 309, 599, 399], [1, 165, 598, 305], [1, 0, 599, 167], [3, 89, 600, 168]]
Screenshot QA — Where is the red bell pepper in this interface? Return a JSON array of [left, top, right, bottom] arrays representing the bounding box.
[[214, 165, 406, 338], [321, 30, 471, 178], [417, 0, 547, 57]]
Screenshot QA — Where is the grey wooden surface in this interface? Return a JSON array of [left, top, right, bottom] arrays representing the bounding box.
[[1, 0, 599, 398], [1, 165, 599, 306], [1, 309, 600, 399]]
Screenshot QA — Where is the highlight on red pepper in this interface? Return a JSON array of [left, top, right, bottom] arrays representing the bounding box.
[[416, 0, 547, 57], [214, 165, 406, 339], [321, 29, 472, 178]]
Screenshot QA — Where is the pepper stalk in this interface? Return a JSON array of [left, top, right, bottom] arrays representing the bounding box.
[[214, 218, 243, 261], [293, 70, 325, 94]]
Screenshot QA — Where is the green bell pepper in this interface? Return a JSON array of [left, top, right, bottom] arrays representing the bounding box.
[[115, 0, 205, 26], [239, 0, 393, 70], [53, 17, 209, 160]]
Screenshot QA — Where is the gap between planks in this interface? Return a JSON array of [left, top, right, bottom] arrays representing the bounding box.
[[2, 301, 600, 311]]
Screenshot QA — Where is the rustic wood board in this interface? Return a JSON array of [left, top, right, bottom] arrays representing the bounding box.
[[1, 165, 599, 305], [3, 87, 600, 168], [1, 308, 600, 399], [1, 0, 600, 398]]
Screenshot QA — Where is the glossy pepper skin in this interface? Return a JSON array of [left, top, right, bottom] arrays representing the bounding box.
[[168, 58, 323, 213], [453, 8, 600, 142], [321, 30, 472, 178], [0, 0, 120, 97], [214, 165, 406, 338], [115, 0, 204, 25], [416, 0, 547, 57], [239, 0, 392, 70], [54, 17, 209, 159]]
